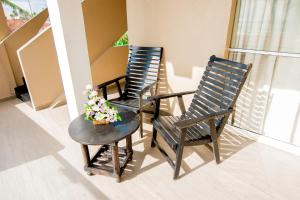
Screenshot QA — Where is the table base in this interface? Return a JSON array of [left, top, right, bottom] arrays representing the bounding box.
[[81, 136, 133, 182]]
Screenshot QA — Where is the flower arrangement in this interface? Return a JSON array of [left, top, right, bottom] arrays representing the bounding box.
[[83, 84, 122, 125]]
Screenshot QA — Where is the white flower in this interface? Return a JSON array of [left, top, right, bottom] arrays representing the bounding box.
[[100, 98, 106, 104], [85, 84, 93, 90], [88, 99, 96, 106], [89, 90, 98, 98], [92, 105, 100, 112]]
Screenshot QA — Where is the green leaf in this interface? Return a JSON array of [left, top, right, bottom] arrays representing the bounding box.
[[113, 32, 128, 47]]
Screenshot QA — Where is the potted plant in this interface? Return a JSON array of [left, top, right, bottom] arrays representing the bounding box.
[[83, 84, 122, 125]]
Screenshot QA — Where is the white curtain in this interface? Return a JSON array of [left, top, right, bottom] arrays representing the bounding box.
[[230, 0, 300, 146]]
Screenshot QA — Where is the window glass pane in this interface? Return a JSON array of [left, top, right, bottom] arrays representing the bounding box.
[[264, 56, 300, 145], [231, 0, 300, 53], [230, 52, 300, 145], [229, 52, 276, 134]]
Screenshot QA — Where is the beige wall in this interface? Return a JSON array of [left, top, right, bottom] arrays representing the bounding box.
[[18, 0, 128, 110], [91, 46, 128, 85], [18, 27, 63, 110], [0, 42, 16, 99], [4, 9, 48, 86], [18, 28, 128, 110], [127, 0, 235, 114], [0, 4, 14, 99], [83, 0, 127, 63], [0, 3, 9, 41]]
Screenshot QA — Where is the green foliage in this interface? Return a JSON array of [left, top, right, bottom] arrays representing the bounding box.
[[1, 0, 33, 19], [113, 32, 128, 47]]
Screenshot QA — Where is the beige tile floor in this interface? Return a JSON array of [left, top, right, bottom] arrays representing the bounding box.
[[0, 98, 300, 200]]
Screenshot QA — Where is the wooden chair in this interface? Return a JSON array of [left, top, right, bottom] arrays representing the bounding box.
[[97, 45, 163, 137], [149, 55, 252, 179]]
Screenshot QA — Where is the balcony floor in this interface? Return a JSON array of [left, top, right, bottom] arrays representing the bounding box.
[[0, 98, 300, 200]]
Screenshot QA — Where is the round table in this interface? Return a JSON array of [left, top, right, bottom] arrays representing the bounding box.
[[69, 108, 139, 182]]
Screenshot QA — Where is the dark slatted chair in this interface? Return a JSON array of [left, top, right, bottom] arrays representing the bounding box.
[[97, 45, 163, 137], [149, 55, 252, 179]]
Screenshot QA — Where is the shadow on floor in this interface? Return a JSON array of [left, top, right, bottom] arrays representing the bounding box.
[[0, 100, 63, 172], [0, 99, 109, 199], [122, 126, 255, 180]]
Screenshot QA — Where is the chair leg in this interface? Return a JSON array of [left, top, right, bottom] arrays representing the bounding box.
[[151, 127, 157, 147], [174, 145, 184, 179], [139, 111, 143, 138], [209, 119, 221, 164], [212, 139, 220, 164]]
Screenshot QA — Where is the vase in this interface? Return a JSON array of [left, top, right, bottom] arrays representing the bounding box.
[[92, 119, 109, 125]]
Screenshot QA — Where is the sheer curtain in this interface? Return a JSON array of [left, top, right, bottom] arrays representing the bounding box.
[[230, 0, 300, 144]]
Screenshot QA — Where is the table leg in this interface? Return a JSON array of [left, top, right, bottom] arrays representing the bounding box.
[[111, 142, 121, 182], [81, 144, 93, 175], [126, 136, 133, 161]]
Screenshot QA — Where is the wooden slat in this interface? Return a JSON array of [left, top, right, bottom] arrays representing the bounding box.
[[188, 104, 208, 118], [208, 65, 243, 82], [130, 54, 161, 60], [200, 80, 235, 99], [126, 84, 143, 90], [209, 61, 245, 76], [129, 50, 162, 56], [204, 71, 240, 88], [128, 58, 160, 64], [128, 65, 159, 72], [126, 74, 158, 81], [127, 68, 158, 77], [214, 56, 248, 69], [127, 63, 159, 72], [198, 92, 227, 109], [127, 79, 153, 85], [193, 94, 220, 111], [191, 97, 220, 114], [201, 87, 232, 105], [203, 76, 239, 94], [129, 46, 162, 51]]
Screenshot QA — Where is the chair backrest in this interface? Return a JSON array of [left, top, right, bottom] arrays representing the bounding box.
[[123, 46, 163, 98], [185, 55, 252, 125]]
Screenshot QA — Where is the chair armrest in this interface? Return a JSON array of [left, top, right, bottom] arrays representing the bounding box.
[[137, 82, 157, 96], [147, 90, 196, 101], [96, 75, 126, 89], [174, 109, 233, 129]]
